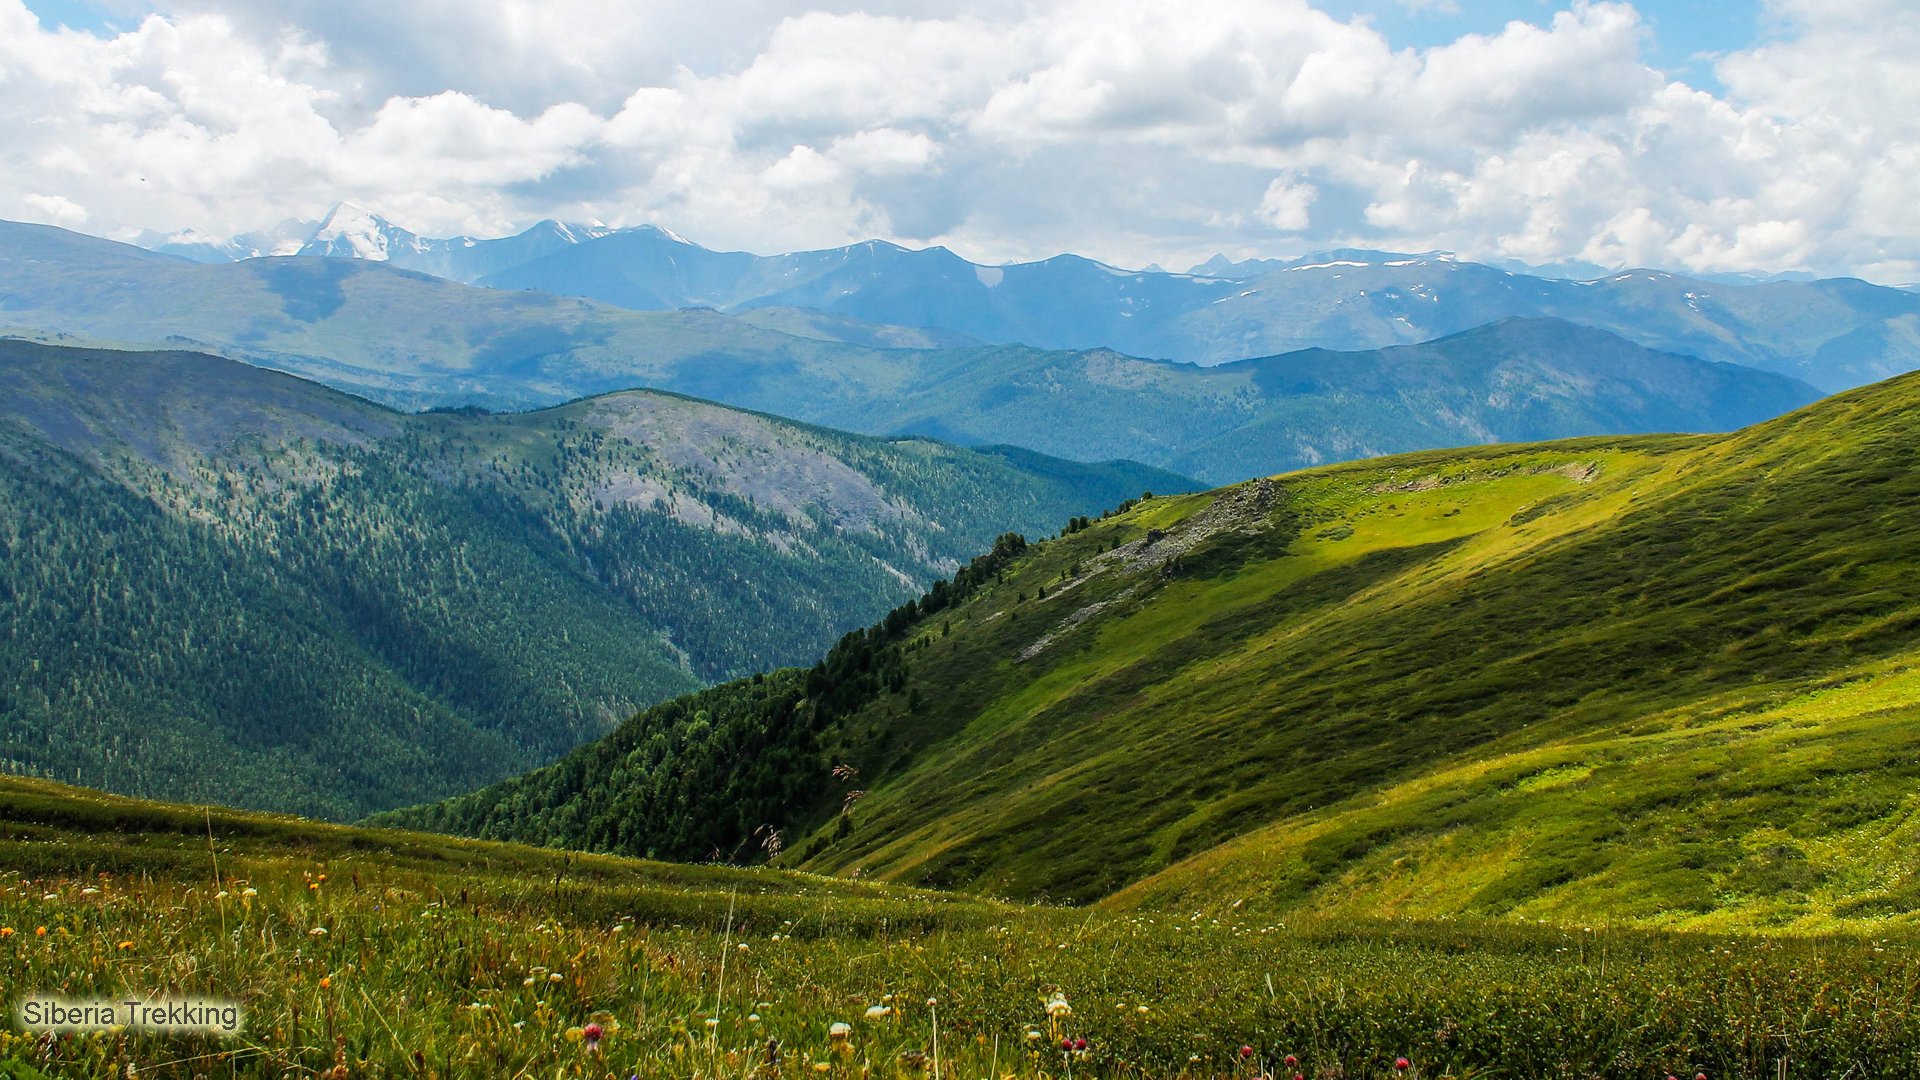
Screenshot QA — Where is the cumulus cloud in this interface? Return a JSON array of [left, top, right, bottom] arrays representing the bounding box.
[[1259, 174, 1316, 232], [0, 0, 1914, 278]]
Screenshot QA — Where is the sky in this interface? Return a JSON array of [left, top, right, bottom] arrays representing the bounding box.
[[2, 0, 1915, 279]]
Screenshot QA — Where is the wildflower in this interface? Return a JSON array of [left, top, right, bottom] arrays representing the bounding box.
[[41, 894, 57, 901], [35, 926, 47, 937], [1074, 1038, 1088, 1052], [0, 928, 12, 938], [317, 874, 328, 883], [1241, 1046, 1255, 1059], [523, 977, 536, 987], [925, 997, 937, 1007], [1061, 1038, 1073, 1052], [1045, 992, 1071, 1018], [308, 883, 320, 892], [548, 972, 564, 983], [308, 927, 328, 937], [748, 1014, 762, 1023], [1284, 1055, 1298, 1067], [582, 1022, 604, 1052], [813, 1064, 831, 1073], [828, 1022, 851, 1042], [242, 888, 258, 898], [81, 887, 100, 896], [1395, 1058, 1411, 1072], [864, 1005, 892, 1021], [704, 1018, 720, 1030], [215, 891, 229, 900], [1026, 1030, 1042, 1043], [116, 940, 135, 951], [1137, 1005, 1149, 1013], [737, 943, 749, 951]]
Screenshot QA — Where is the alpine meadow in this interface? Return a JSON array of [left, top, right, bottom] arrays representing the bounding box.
[[5, 0, 1920, 1077]]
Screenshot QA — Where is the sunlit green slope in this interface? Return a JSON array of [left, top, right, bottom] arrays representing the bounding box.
[[409, 367, 1920, 928], [790, 371, 1920, 926]]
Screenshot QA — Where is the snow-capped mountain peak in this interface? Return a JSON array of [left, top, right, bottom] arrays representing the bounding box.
[[303, 202, 420, 261]]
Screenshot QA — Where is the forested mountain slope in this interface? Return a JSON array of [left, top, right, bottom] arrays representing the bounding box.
[[0, 341, 1184, 819]]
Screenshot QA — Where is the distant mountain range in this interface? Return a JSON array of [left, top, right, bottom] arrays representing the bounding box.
[[391, 366, 1920, 926], [0, 340, 1182, 818], [139, 202, 619, 276], [0, 220, 1821, 484], [123, 204, 1920, 391]]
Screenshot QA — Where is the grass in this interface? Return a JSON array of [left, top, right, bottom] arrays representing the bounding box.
[[752, 371, 1920, 923], [5, 777, 1919, 1078]]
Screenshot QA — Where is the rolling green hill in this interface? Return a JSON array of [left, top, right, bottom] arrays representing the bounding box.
[[0, 341, 1185, 820], [1, 219, 1819, 484], [396, 366, 1920, 930]]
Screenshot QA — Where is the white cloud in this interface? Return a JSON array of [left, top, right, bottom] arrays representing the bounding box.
[[1259, 174, 1316, 231], [22, 193, 88, 226], [0, 0, 1915, 278]]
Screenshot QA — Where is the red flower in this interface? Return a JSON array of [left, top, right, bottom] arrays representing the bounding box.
[[1240, 1046, 1255, 1059], [1284, 1055, 1298, 1066], [1062, 1038, 1074, 1052], [1395, 1058, 1411, 1071], [1074, 1037, 1088, 1052], [582, 1022, 604, 1048]]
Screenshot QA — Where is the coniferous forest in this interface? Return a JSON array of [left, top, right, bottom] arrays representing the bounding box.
[[0, 342, 1186, 818]]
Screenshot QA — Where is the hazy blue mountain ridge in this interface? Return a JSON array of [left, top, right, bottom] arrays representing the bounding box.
[[0, 220, 1821, 484]]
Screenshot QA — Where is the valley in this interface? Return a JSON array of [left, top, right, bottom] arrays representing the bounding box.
[[8, 3, 1919, 1074]]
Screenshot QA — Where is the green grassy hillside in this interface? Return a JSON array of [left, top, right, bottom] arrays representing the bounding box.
[[6, 776, 1916, 1078], [0, 341, 1185, 820], [407, 366, 1920, 931]]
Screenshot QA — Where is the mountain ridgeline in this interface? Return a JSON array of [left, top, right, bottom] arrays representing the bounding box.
[[0, 341, 1188, 819], [0, 221, 1821, 484], [392, 367, 1920, 929], [479, 236, 1920, 392], [132, 206, 1920, 391]]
